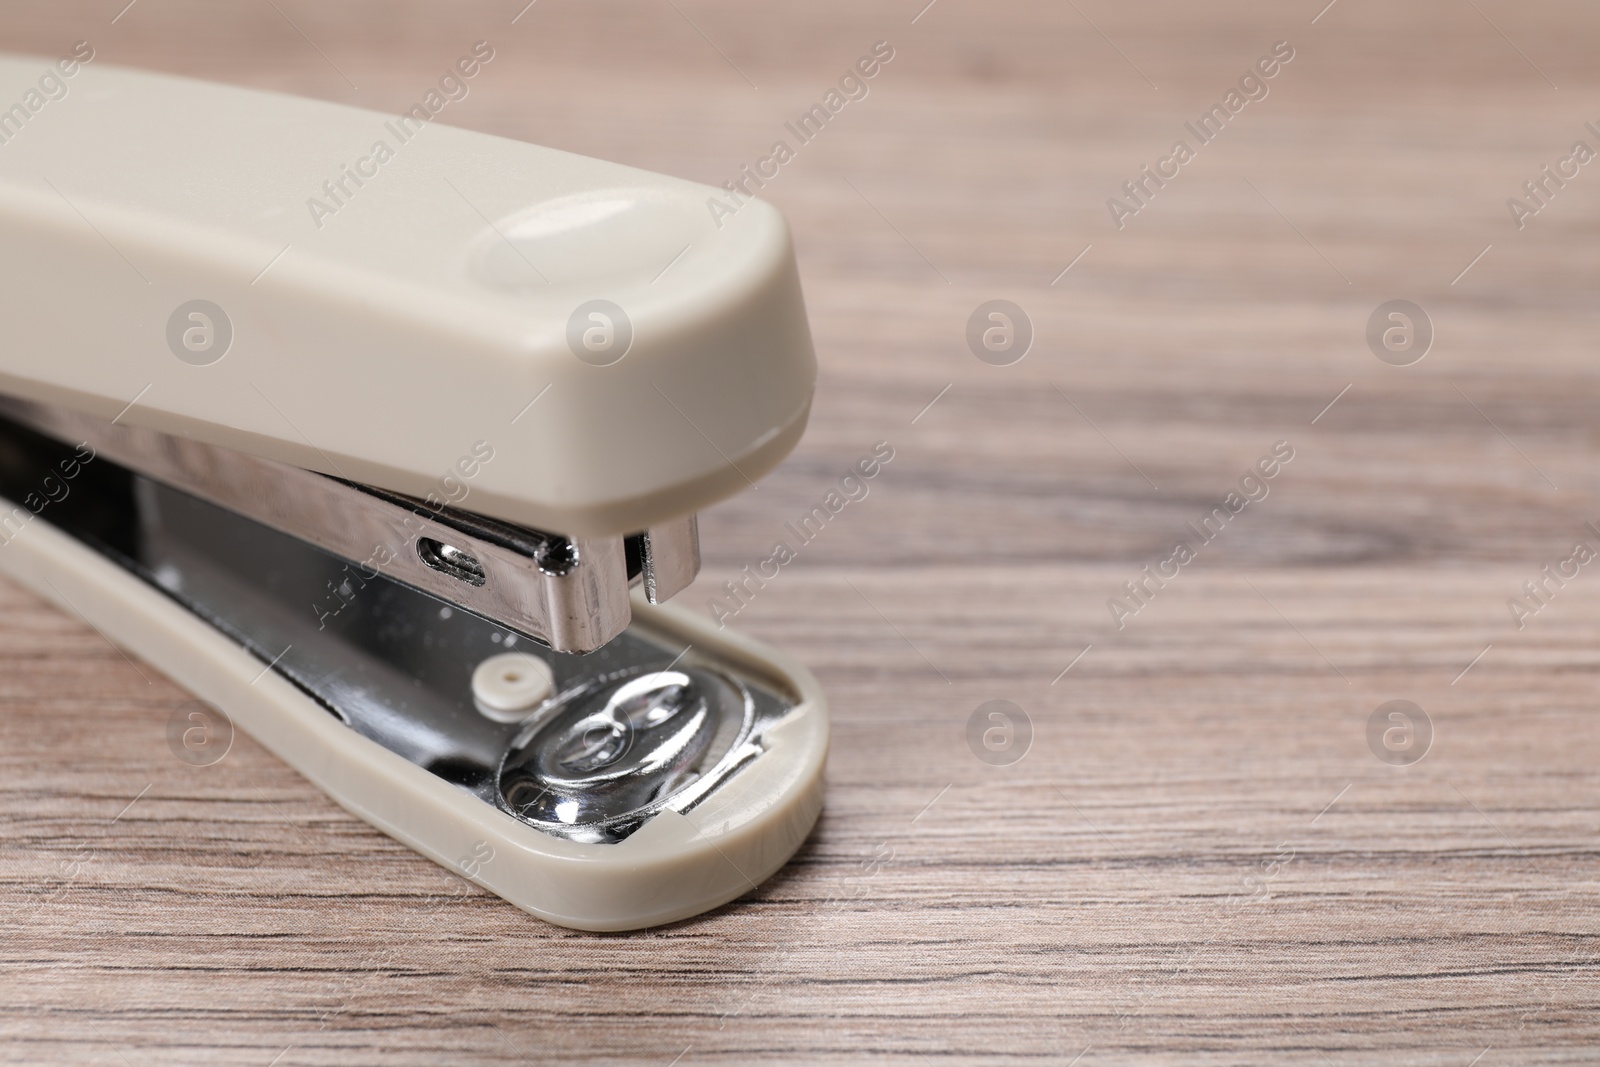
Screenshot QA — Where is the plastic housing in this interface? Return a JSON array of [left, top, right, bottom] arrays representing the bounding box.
[[0, 54, 815, 537], [0, 495, 828, 931]]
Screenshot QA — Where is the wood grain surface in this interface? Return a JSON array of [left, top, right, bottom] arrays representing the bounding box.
[[5, 1, 1600, 1063]]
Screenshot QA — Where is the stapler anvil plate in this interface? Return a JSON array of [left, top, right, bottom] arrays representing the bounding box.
[[0, 52, 826, 931]]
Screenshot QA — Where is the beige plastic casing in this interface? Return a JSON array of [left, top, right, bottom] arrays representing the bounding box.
[[0, 53, 815, 537], [0, 494, 828, 931]]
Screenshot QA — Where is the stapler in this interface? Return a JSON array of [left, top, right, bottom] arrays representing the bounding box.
[[0, 51, 826, 930]]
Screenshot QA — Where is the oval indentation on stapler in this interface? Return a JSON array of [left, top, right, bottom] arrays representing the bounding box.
[[417, 537, 487, 586], [469, 188, 705, 291]]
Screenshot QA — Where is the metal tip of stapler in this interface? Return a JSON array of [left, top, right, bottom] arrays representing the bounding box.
[[0, 397, 698, 653]]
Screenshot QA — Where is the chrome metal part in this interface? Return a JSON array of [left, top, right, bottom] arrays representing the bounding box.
[[0, 399, 701, 653], [0, 413, 793, 843], [639, 513, 700, 604], [497, 665, 760, 843]]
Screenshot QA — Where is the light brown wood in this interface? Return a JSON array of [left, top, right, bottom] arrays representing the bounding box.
[[5, 1, 1600, 1063]]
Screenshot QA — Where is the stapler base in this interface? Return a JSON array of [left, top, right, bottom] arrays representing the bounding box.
[[0, 460, 827, 931]]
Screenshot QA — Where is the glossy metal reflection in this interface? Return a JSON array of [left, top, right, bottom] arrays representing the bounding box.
[[497, 666, 756, 843]]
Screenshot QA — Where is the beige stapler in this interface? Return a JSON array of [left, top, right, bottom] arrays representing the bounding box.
[[0, 49, 826, 930]]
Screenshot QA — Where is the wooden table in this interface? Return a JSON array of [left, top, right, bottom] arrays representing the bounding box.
[[4, 1, 1599, 1063]]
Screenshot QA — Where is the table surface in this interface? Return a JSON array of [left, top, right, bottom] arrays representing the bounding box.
[[4, 1, 1600, 1064]]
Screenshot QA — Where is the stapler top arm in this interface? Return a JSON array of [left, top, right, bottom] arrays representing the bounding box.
[[0, 54, 816, 650]]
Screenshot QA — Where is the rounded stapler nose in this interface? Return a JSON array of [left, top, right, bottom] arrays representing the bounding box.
[[0, 53, 827, 931]]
